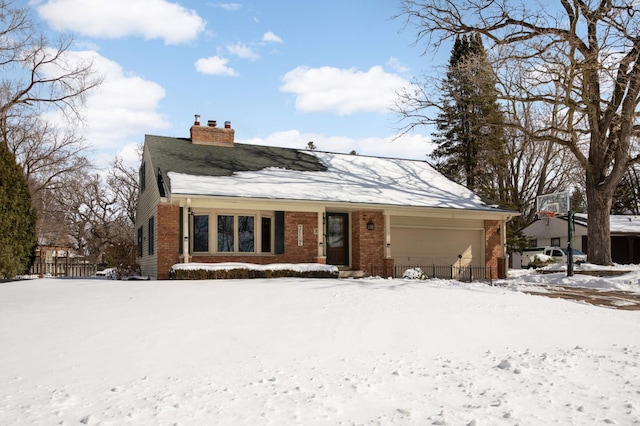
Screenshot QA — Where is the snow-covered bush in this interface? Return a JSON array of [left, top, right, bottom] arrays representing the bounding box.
[[170, 264, 339, 280], [402, 268, 428, 280], [529, 253, 556, 269]]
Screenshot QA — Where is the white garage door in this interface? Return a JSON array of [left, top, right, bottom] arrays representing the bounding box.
[[391, 221, 483, 267]]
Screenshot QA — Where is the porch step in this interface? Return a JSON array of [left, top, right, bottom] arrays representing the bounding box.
[[338, 270, 365, 279]]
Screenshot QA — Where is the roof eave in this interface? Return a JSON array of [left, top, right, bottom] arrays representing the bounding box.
[[164, 194, 518, 220]]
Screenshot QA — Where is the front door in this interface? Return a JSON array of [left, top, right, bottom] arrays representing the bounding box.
[[326, 213, 348, 265]]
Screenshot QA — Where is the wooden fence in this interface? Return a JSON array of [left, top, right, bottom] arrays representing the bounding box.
[[30, 257, 98, 277]]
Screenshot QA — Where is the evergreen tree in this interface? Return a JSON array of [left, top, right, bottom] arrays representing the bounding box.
[[431, 34, 508, 203], [0, 141, 37, 279]]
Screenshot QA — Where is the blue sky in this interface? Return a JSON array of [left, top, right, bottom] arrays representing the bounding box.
[[25, 0, 446, 168]]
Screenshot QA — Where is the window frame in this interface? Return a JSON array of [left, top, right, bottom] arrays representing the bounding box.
[[261, 215, 273, 254], [550, 237, 561, 247], [139, 161, 146, 193], [190, 211, 274, 255], [137, 226, 143, 257], [192, 214, 210, 253], [148, 216, 155, 255]]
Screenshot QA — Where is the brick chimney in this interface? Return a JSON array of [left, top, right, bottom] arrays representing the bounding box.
[[190, 114, 235, 146]]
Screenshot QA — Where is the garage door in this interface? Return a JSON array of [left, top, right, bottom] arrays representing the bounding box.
[[391, 222, 483, 267]]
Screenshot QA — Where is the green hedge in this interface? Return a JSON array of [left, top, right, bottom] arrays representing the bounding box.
[[170, 267, 338, 280]]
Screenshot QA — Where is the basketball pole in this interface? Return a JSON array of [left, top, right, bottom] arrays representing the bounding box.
[[567, 203, 574, 277]]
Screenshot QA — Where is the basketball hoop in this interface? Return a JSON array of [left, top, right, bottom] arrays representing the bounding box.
[[537, 210, 556, 218], [537, 210, 555, 225]]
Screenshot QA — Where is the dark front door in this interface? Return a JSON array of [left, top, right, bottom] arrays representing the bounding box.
[[327, 213, 348, 265]]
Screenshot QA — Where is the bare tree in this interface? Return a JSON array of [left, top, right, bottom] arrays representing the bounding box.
[[108, 154, 140, 226], [0, 0, 99, 184], [0, 1, 101, 128], [397, 0, 640, 265], [1, 0, 101, 259], [6, 113, 90, 194], [105, 155, 140, 277], [499, 61, 582, 223], [55, 155, 140, 274]]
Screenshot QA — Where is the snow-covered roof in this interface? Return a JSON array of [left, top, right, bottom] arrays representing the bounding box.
[[574, 214, 640, 234], [166, 149, 502, 211]]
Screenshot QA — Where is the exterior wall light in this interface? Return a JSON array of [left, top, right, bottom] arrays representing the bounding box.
[[367, 218, 375, 231]]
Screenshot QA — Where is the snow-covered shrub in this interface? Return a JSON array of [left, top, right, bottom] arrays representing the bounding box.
[[402, 268, 428, 280], [529, 253, 556, 269], [170, 267, 338, 280]]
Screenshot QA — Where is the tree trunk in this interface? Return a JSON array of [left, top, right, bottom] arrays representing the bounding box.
[[585, 178, 613, 265]]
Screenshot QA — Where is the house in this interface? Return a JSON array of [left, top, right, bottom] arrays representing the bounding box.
[[514, 214, 640, 267], [135, 117, 517, 279], [29, 246, 96, 277]]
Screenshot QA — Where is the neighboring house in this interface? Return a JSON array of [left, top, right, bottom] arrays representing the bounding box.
[[30, 246, 96, 277], [135, 117, 517, 279], [514, 214, 640, 267]]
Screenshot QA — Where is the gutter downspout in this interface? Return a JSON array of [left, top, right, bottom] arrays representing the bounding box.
[[183, 198, 191, 263]]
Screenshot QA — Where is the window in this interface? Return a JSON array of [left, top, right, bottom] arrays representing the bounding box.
[[238, 216, 254, 252], [137, 227, 143, 257], [192, 212, 267, 254], [261, 216, 272, 253], [139, 161, 146, 193], [217, 215, 234, 252], [551, 237, 561, 247], [216, 215, 256, 253], [193, 215, 209, 252], [148, 216, 155, 255], [528, 238, 537, 248]]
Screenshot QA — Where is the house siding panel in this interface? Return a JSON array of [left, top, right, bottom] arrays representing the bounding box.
[[136, 145, 161, 279]]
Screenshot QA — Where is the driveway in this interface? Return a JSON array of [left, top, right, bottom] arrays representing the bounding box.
[[523, 286, 640, 310]]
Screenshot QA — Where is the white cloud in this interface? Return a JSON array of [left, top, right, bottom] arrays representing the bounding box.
[[117, 142, 144, 168], [239, 130, 435, 160], [195, 55, 239, 76], [386, 57, 410, 74], [262, 31, 283, 44], [37, 0, 205, 44], [41, 50, 170, 155], [213, 3, 242, 11], [280, 65, 413, 115], [226, 42, 259, 60]]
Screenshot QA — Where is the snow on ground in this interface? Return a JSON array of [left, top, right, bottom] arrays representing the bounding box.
[[1, 269, 639, 425], [506, 264, 640, 293]]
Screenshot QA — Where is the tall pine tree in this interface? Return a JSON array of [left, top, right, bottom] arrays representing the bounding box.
[[0, 140, 37, 279], [432, 34, 508, 204]]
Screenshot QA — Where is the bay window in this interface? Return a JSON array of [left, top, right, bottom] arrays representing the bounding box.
[[192, 212, 273, 254]]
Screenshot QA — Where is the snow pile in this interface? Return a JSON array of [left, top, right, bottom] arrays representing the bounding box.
[[402, 267, 428, 279], [1, 271, 639, 425], [533, 253, 553, 263], [501, 268, 640, 293]]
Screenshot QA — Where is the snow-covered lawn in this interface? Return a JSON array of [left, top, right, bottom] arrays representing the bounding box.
[[1, 269, 639, 425]]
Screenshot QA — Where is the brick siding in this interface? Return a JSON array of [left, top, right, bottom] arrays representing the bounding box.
[[156, 209, 321, 279], [156, 204, 182, 279], [484, 220, 504, 279], [351, 211, 385, 273]]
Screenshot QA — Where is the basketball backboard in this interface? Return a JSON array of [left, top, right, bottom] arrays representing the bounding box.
[[536, 191, 570, 216]]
